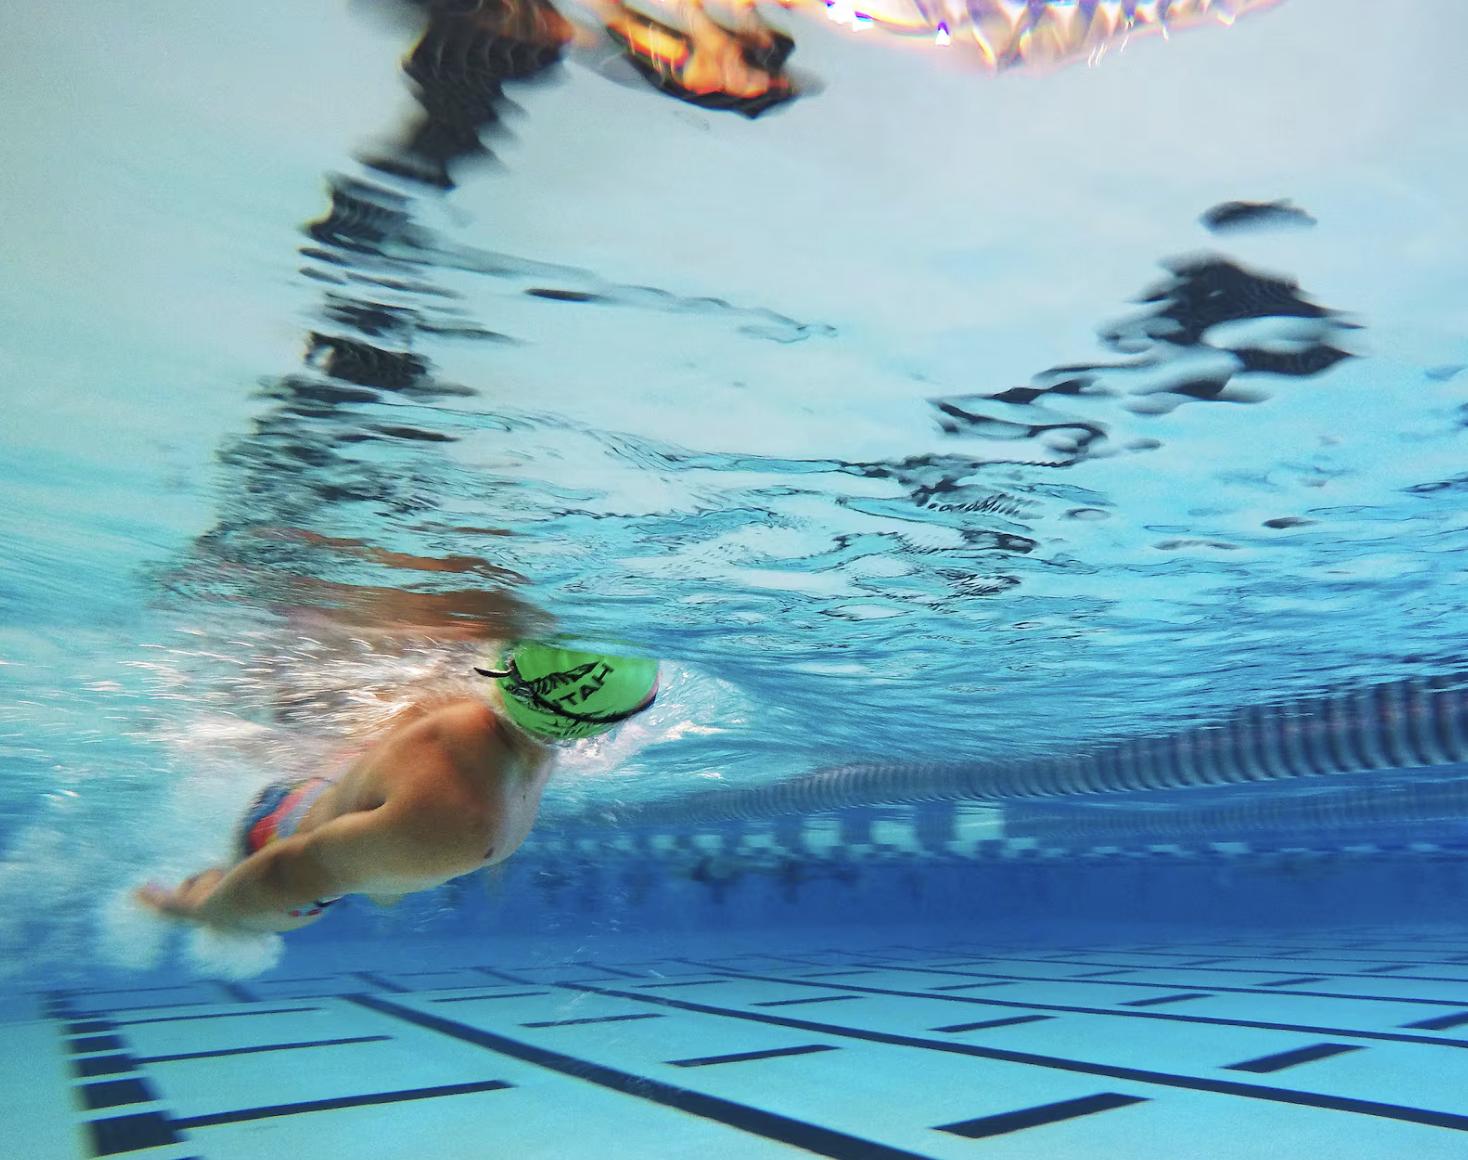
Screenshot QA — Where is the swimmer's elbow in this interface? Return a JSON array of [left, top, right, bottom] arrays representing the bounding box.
[[301, 802, 491, 890], [256, 839, 349, 907]]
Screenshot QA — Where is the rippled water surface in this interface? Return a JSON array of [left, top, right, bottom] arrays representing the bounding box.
[[2, 0, 1465, 959]]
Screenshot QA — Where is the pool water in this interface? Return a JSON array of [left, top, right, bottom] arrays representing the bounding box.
[[3, 0, 1467, 1155]]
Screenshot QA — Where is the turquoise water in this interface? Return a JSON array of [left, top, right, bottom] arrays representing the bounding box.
[[4, 0, 1468, 1155]]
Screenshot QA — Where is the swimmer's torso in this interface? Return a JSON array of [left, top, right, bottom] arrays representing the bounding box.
[[293, 699, 554, 895]]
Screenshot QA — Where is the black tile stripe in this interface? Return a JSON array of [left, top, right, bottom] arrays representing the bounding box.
[[522, 1013, 665, 1029], [1403, 1011, 1468, 1031], [800, 971, 875, 979], [667, 1044, 839, 1068], [932, 1016, 1054, 1034], [929, 982, 1013, 992], [852, 959, 1468, 1008], [475, 965, 539, 985], [688, 966, 1468, 1053], [172, 1079, 512, 1129], [900, 949, 1468, 987], [353, 971, 410, 993], [69, 1035, 126, 1054], [558, 980, 1468, 1135], [68, 996, 287, 1017], [637, 980, 730, 990], [430, 991, 551, 1004], [136, 1035, 391, 1064], [67, 1020, 116, 1035], [348, 995, 933, 1160], [1074, 970, 1135, 979], [751, 996, 863, 1008], [549, 978, 625, 987], [215, 983, 258, 1003], [936, 1092, 1147, 1139], [71, 1054, 138, 1079], [1123, 993, 1213, 1008], [255, 975, 339, 984], [1363, 965, 1410, 974], [1260, 977, 1329, 987], [110, 1005, 321, 1027], [568, 962, 644, 979], [88, 1112, 179, 1156], [1052, 947, 1468, 968], [1224, 1043, 1363, 1074], [79, 1077, 159, 1111]]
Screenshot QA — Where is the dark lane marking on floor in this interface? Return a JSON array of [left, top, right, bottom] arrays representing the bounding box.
[[253, 975, 339, 985], [71, 1054, 138, 1078], [667, 1044, 839, 1068], [214, 983, 258, 1003], [474, 965, 539, 986], [173, 1079, 512, 1129], [570, 962, 645, 979], [1224, 1043, 1363, 1074], [69, 999, 272, 1017], [67, 1020, 116, 1035], [637, 980, 731, 990], [1074, 971, 1135, 979], [1362, 965, 1410, 974], [751, 996, 864, 1008], [681, 967, 1468, 1052], [936, 1092, 1148, 1139], [353, 972, 411, 993], [136, 1035, 391, 1064], [800, 971, 876, 979], [430, 991, 551, 1004], [558, 981, 1468, 1135], [704, 966, 1468, 1048], [895, 951, 1468, 987], [932, 1016, 1054, 1034], [351, 995, 934, 1160], [87, 1111, 180, 1156], [78, 1077, 160, 1111], [1260, 977, 1329, 987], [1122, 993, 1213, 1008], [69, 1035, 126, 1055], [854, 960, 1468, 1008], [930, 982, 1014, 992], [522, 1013, 665, 1029], [1402, 1011, 1468, 1031], [1033, 945, 1468, 966], [109, 1006, 321, 1027]]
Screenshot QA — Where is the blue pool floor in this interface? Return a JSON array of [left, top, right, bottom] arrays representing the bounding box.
[[8, 924, 1468, 1158]]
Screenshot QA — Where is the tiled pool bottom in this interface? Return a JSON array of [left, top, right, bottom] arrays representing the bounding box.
[[10, 928, 1468, 1159]]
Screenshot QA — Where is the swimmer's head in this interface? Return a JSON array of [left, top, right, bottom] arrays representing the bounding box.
[[474, 641, 659, 743]]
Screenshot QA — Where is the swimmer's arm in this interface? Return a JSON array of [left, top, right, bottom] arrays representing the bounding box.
[[137, 798, 492, 931]]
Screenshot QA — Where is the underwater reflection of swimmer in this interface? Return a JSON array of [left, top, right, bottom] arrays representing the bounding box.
[[365, 0, 798, 187], [597, 0, 798, 118], [137, 643, 658, 933]]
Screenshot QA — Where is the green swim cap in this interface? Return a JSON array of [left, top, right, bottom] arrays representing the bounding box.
[[476, 642, 659, 742]]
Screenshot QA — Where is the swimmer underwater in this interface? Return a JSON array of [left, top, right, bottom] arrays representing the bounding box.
[[136, 643, 659, 932]]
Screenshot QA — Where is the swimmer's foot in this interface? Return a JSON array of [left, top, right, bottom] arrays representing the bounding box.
[[603, 0, 797, 118]]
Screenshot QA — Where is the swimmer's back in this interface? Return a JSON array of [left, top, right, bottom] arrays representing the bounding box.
[[297, 699, 554, 885]]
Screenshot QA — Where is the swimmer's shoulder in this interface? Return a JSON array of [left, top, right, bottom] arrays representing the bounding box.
[[405, 698, 517, 769]]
